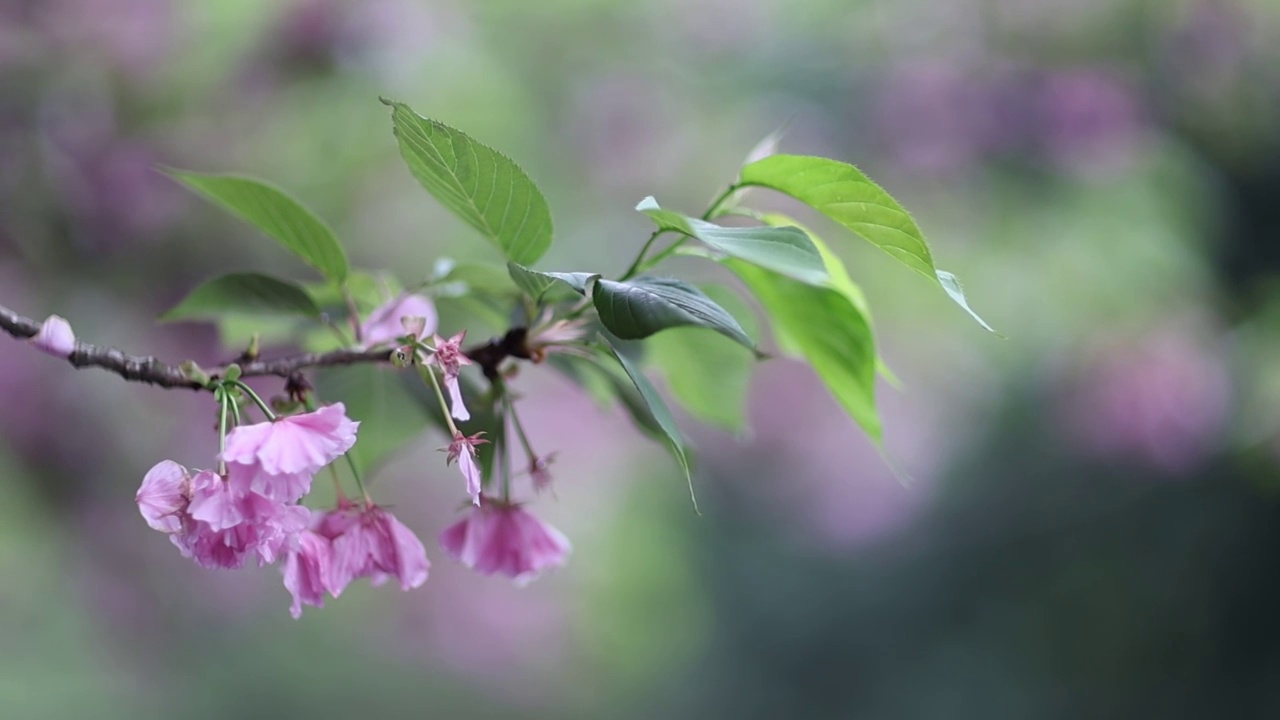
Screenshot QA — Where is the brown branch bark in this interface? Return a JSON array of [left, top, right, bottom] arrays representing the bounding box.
[[1, 303, 392, 390]]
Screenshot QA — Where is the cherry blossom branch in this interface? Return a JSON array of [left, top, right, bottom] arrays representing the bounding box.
[[0, 302, 392, 390]]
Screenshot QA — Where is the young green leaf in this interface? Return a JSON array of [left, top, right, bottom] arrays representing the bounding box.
[[726, 259, 881, 441], [600, 340, 698, 512], [160, 272, 322, 322], [383, 99, 553, 265], [636, 197, 827, 285], [164, 170, 348, 283], [738, 154, 994, 332], [506, 263, 598, 301], [646, 285, 758, 434], [593, 276, 758, 353]]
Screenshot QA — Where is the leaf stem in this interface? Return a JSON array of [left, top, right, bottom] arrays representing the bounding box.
[[624, 183, 742, 278], [619, 229, 670, 281]]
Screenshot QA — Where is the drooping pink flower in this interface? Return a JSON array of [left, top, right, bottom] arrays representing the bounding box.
[[282, 530, 333, 618], [439, 498, 571, 586], [360, 293, 438, 348], [446, 431, 488, 505], [220, 403, 358, 498], [136, 459, 188, 533], [137, 459, 311, 570], [315, 501, 429, 596], [30, 314, 76, 358], [429, 331, 472, 421]]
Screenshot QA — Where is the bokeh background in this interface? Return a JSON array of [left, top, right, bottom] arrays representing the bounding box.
[[3, 0, 1280, 717]]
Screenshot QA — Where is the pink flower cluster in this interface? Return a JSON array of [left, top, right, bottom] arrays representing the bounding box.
[[136, 403, 432, 617], [130, 291, 575, 618]]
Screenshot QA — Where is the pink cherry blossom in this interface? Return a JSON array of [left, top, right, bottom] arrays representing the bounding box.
[[360, 293, 438, 348], [439, 498, 571, 585], [315, 501, 429, 596], [137, 460, 311, 570], [429, 331, 472, 421], [446, 431, 488, 505], [136, 460, 188, 532], [282, 530, 333, 618], [30, 314, 75, 358], [220, 403, 358, 492]]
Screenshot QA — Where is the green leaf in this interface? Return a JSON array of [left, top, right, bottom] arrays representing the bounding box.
[[164, 170, 348, 283], [160, 272, 322, 322], [506, 263, 598, 301], [383, 98, 553, 265], [647, 285, 757, 433], [726, 259, 881, 441], [593, 276, 758, 353], [600, 339, 698, 512], [738, 154, 994, 331], [636, 197, 827, 285]]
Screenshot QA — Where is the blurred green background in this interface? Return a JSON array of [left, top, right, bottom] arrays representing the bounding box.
[[3, 0, 1280, 717]]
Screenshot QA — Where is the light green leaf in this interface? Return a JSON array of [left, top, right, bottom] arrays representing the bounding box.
[[600, 339, 698, 512], [383, 98, 553, 265], [726, 259, 881, 441], [636, 197, 827, 285], [164, 170, 348, 282], [160, 272, 322, 322], [647, 285, 757, 433], [593, 276, 758, 353], [506, 263, 598, 300], [739, 154, 994, 331]]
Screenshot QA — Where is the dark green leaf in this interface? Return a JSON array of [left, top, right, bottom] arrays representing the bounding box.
[[164, 170, 348, 282], [636, 197, 827, 285], [593, 276, 758, 353], [383, 99, 553, 265], [647, 285, 757, 433], [726, 259, 881, 441], [600, 339, 698, 512], [506, 263, 598, 300], [160, 272, 322, 322], [739, 154, 994, 331]]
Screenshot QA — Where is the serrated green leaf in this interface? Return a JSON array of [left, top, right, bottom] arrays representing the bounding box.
[[636, 197, 827, 285], [164, 170, 348, 283], [160, 272, 322, 322], [739, 154, 994, 332], [600, 339, 698, 512], [383, 99, 553, 265], [506, 263, 598, 301], [647, 285, 757, 433], [726, 258, 880, 441], [593, 276, 758, 353]]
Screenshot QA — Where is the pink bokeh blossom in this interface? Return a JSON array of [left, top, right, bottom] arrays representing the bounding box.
[[439, 498, 571, 586]]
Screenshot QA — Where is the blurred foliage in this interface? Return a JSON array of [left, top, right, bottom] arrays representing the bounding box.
[[3, 0, 1280, 717]]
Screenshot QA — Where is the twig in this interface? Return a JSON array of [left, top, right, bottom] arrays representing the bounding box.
[[1, 303, 393, 390]]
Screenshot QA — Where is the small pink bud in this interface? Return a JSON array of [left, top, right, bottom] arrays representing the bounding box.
[[446, 431, 488, 505], [30, 315, 75, 358]]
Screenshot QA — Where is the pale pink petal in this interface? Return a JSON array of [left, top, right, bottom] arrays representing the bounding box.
[[458, 446, 482, 505], [187, 470, 242, 531], [378, 511, 429, 590], [445, 375, 470, 421], [282, 530, 332, 618], [440, 503, 570, 584], [221, 403, 358, 477], [30, 315, 75, 358], [136, 460, 188, 533], [360, 294, 438, 348], [328, 523, 376, 597]]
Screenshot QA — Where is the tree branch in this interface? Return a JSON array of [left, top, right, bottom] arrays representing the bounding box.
[[1, 303, 393, 390]]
